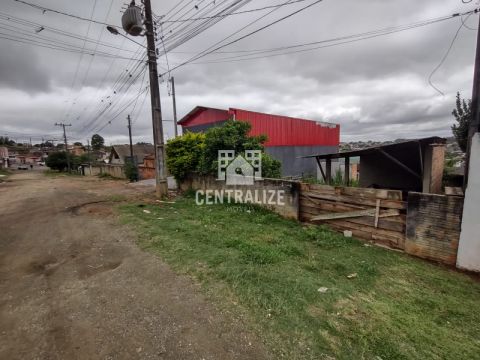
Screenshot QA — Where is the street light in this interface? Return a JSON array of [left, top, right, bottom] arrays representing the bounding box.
[[106, 25, 146, 48]]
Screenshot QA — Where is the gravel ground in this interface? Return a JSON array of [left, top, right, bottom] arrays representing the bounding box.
[[0, 170, 269, 360]]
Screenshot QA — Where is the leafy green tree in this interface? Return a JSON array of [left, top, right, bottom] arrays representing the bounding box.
[[46, 152, 81, 172], [452, 92, 472, 152], [46, 152, 69, 171], [74, 142, 83, 147], [91, 134, 105, 150], [198, 121, 268, 175], [166, 132, 206, 181], [165, 121, 281, 180], [0, 136, 15, 146]]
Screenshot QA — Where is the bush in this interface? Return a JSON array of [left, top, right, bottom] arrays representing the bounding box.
[[124, 161, 139, 182], [46, 152, 80, 172], [166, 132, 206, 181], [198, 121, 266, 175], [165, 121, 282, 180]]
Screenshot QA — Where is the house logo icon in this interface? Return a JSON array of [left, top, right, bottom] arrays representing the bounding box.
[[217, 150, 262, 185]]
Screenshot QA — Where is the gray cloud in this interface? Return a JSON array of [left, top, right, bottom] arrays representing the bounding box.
[[0, 0, 477, 144]]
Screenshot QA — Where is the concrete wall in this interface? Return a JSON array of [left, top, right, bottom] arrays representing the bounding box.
[[180, 175, 300, 220], [457, 133, 480, 272], [406, 192, 463, 265], [266, 145, 338, 178], [83, 164, 126, 179]]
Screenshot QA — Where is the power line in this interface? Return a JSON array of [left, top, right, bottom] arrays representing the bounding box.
[[159, 0, 312, 23], [161, 0, 324, 76], [13, 0, 121, 28], [179, 8, 478, 65], [428, 12, 474, 96]]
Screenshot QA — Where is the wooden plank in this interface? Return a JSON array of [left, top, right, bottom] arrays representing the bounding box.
[[374, 199, 380, 228], [301, 183, 403, 201], [302, 191, 406, 210], [316, 157, 326, 182], [301, 209, 405, 233], [344, 156, 350, 186], [311, 209, 375, 221]]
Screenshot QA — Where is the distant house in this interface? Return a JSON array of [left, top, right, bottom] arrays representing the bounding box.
[[109, 144, 154, 165]]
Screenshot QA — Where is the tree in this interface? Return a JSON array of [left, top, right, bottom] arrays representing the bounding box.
[[46, 152, 81, 171], [165, 121, 281, 180], [46, 152, 69, 171], [0, 136, 15, 146], [74, 142, 83, 147], [91, 134, 105, 150], [166, 132, 206, 181], [452, 92, 472, 152]]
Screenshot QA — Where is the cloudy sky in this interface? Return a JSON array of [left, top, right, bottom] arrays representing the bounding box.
[[0, 0, 477, 145]]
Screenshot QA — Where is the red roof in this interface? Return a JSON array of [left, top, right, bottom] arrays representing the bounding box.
[[179, 106, 339, 147]]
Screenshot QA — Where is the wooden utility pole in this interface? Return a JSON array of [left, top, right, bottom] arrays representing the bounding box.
[[127, 115, 134, 164], [55, 122, 71, 172], [170, 76, 178, 137], [144, 0, 168, 196], [465, 9, 480, 188]]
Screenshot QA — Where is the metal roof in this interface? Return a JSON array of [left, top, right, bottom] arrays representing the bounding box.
[[302, 136, 446, 159]]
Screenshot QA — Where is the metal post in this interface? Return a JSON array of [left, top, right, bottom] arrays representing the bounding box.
[[170, 76, 178, 137], [465, 9, 480, 189], [144, 0, 168, 196]]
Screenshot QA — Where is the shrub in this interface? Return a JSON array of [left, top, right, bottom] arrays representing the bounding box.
[[166, 132, 206, 181], [165, 121, 282, 180], [124, 161, 139, 182], [46, 152, 80, 172]]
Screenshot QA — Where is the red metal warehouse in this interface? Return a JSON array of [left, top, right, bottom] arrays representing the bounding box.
[[178, 106, 340, 177]]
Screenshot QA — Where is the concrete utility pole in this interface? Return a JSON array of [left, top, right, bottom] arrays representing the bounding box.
[[87, 139, 91, 165], [127, 115, 134, 164], [55, 123, 72, 172], [143, 0, 168, 196], [170, 76, 178, 137], [465, 9, 480, 188]]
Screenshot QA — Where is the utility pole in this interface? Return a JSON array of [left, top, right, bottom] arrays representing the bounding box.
[[465, 9, 480, 189], [87, 139, 91, 166], [127, 115, 135, 164], [170, 76, 178, 137], [143, 0, 168, 196], [55, 123, 72, 172]]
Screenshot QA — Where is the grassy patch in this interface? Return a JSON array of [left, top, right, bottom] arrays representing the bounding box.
[[120, 197, 480, 360], [43, 169, 82, 177]]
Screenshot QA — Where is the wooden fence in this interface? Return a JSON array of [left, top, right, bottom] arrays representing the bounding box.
[[300, 183, 407, 249]]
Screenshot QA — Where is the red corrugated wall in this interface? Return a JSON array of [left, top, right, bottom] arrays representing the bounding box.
[[229, 108, 339, 146], [183, 108, 229, 127]]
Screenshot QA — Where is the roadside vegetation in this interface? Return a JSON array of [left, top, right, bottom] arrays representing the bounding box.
[[120, 197, 480, 360], [166, 121, 281, 181]]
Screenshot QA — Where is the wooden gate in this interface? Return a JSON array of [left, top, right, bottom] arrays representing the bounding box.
[[300, 183, 407, 249]]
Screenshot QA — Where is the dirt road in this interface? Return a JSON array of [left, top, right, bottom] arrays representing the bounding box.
[[0, 170, 268, 360]]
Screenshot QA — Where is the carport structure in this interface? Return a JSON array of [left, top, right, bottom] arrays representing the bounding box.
[[303, 137, 447, 193]]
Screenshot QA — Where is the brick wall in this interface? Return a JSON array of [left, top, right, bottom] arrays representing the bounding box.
[[406, 192, 464, 265]]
